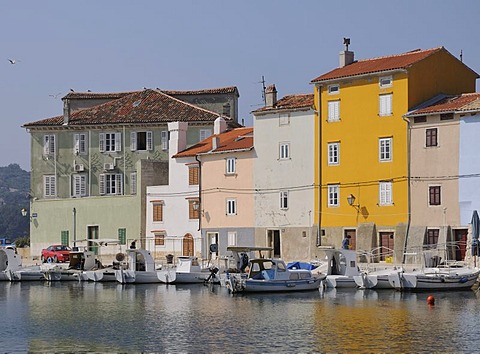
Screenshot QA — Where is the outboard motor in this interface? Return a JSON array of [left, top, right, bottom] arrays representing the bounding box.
[[205, 266, 219, 283]]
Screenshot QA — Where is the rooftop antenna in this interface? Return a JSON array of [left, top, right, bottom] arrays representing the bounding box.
[[343, 37, 350, 51], [460, 49, 463, 62], [260, 75, 266, 106]]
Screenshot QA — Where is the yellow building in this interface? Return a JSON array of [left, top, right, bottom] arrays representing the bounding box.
[[311, 45, 477, 260]]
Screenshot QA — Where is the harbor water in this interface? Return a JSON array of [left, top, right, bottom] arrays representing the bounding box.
[[2, 281, 480, 353]]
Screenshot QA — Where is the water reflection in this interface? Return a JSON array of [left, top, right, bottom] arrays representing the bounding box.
[[1, 282, 480, 353]]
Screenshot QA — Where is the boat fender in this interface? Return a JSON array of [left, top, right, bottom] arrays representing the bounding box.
[[427, 295, 435, 305]]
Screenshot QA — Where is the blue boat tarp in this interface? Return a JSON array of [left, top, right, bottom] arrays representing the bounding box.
[[287, 261, 318, 270]]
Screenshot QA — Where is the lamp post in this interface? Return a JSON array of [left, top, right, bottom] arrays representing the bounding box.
[[72, 207, 77, 248], [21, 208, 28, 217]]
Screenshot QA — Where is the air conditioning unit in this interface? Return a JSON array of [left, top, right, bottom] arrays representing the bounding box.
[[74, 164, 84, 172], [104, 163, 115, 171]]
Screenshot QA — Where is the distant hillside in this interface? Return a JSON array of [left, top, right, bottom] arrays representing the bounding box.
[[0, 164, 30, 240]]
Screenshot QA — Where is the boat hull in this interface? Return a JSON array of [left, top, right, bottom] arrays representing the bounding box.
[[389, 268, 480, 291], [227, 274, 323, 293], [115, 269, 163, 284]]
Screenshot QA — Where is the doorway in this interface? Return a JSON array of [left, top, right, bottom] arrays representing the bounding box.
[[379, 232, 394, 261], [344, 229, 356, 250], [183, 233, 194, 256], [267, 230, 281, 258], [206, 232, 219, 259], [87, 226, 99, 254], [453, 229, 468, 261]]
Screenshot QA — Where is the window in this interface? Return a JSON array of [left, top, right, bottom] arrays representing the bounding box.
[[279, 143, 290, 160], [328, 84, 340, 94], [161, 131, 169, 151], [426, 229, 439, 247], [328, 142, 340, 165], [280, 191, 289, 210], [228, 231, 237, 246], [153, 202, 163, 222], [440, 113, 454, 120], [328, 185, 339, 207], [130, 172, 137, 195], [99, 132, 122, 152], [99, 173, 123, 195], [226, 158, 236, 174], [414, 116, 427, 123], [379, 138, 392, 161], [379, 76, 392, 88], [189, 165, 199, 185], [227, 199, 237, 215], [189, 200, 200, 219], [328, 100, 340, 121], [72, 174, 87, 197], [155, 233, 165, 246], [130, 131, 153, 151], [379, 182, 393, 205], [279, 113, 290, 125], [43, 135, 56, 156], [426, 128, 438, 147], [200, 129, 212, 141], [118, 228, 126, 245], [379, 94, 392, 116], [74, 133, 87, 155], [429, 186, 441, 206], [44, 175, 56, 197]]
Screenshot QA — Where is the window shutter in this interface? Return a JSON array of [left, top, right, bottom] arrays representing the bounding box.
[[74, 134, 80, 154], [61, 231, 69, 246], [99, 133, 105, 152], [99, 174, 106, 195], [79, 134, 87, 154], [80, 175, 86, 196], [118, 228, 126, 245], [50, 135, 56, 155], [116, 174, 123, 195], [74, 175, 81, 197], [130, 172, 137, 195], [161, 131, 168, 150], [43, 135, 49, 155], [130, 132, 136, 151], [147, 131, 153, 150], [115, 133, 122, 152]]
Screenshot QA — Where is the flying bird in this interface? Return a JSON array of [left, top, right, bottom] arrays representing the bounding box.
[[49, 92, 63, 99], [8, 58, 21, 64]]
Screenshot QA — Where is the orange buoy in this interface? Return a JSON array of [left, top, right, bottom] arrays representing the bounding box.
[[427, 295, 435, 305]]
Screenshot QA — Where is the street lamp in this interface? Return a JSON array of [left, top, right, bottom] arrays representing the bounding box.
[[21, 208, 28, 217], [347, 194, 360, 211]]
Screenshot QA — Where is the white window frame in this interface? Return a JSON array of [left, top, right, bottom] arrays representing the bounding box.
[[328, 84, 340, 95], [130, 172, 137, 195], [279, 142, 290, 160], [379, 94, 392, 116], [226, 199, 237, 216], [161, 131, 168, 151], [43, 135, 56, 156], [130, 131, 153, 151], [74, 133, 87, 155], [99, 173, 123, 195], [200, 129, 212, 141], [72, 174, 87, 197], [44, 175, 56, 198], [328, 185, 339, 207], [379, 181, 393, 206], [226, 157, 236, 174], [328, 100, 340, 122], [379, 75, 393, 88], [280, 191, 289, 210], [99, 132, 122, 152], [227, 231, 237, 246], [379, 138, 392, 162], [328, 142, 340, 165]]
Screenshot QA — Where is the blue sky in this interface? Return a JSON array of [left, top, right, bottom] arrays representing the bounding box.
[[2, 1, 479, 170]]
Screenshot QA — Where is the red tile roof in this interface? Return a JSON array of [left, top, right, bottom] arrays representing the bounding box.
[[174, 127, 254, 158], [407, 93, 480, 116], [253, 93, 314, 113], [311, 47, 444, 83], [160, 86, 239, 96], [23, 89, 229, 127]]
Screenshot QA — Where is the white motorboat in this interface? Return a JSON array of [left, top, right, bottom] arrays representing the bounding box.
[[115, 248, 163, 284], [42, 248, 96, 281], [225, 258, 325, 293], [353, 248, 402, 289], [157, 256, 220, 284], [1, 247, 44, 281], [317, 247, 361, 288], [82, 239, 127, 282]]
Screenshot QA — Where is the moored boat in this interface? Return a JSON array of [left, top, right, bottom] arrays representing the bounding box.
[[115, 248, 163, 284], [157, 256, 220, 284], [318, 247, 361, 288]]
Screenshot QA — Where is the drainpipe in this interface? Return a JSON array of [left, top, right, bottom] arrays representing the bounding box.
[[195, 154, 202, 233], [402, 116, 411, 263], [317, 84, 323, 247]]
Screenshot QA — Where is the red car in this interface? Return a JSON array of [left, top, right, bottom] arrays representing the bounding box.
[[41, 244, 71, 263]]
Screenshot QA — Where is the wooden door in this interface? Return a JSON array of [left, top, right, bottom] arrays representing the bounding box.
[[454, 229, 468, 261], [182, 234, 194, 256], [379, 232, 394, 261], [344, 229, 356, 250]]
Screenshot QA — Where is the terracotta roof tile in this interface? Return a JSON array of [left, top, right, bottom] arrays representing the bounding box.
[[407, 93, 480, 116], [23, 89, 228, 127], [253, 93, 314, 113], [160, 86, 239, 96], [174, 127, 254, 158], [311, 47, 444, 83]]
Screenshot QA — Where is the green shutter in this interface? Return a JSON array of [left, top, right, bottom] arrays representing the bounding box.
[[61, 231, 69, 246], [118, 228, 126, 245]]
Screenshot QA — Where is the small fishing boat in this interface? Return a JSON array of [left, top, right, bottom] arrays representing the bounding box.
[[41, 248, 96, 281], [318, 247, 361, 288], [82, 239, 127, 282], [353, 247, 402, 289], [225, 258, 324, 293], [1, 247, 44, 281], [115, 248, 163, 284], [157, 256, 220, 284]]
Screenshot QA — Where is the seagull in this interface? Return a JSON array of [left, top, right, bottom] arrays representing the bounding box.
[[49, 92, 63, 99], [8, 58, 21, 64], [70, 88, 75, 92]]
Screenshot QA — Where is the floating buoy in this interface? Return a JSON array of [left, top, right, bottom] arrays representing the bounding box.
[[427, 295, 435, 305]]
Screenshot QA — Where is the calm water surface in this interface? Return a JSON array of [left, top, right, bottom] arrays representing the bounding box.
[[1, 281, 480, 353]]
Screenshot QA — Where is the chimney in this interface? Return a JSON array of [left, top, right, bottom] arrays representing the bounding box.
[[265, 84, 277, 108], [214, 116, 227, 135], [63, 99, 70, 125], [212, 136, 220, 150], [167, 121, 188, 157], [339, 37, 354, 68]]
